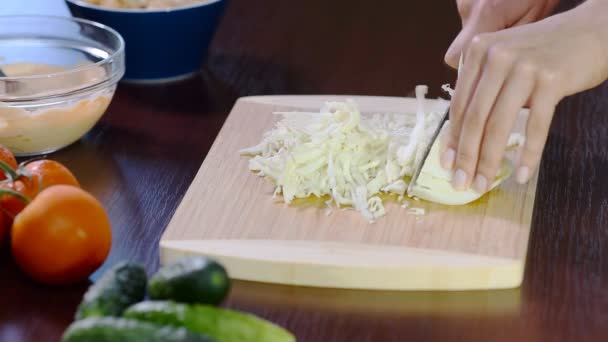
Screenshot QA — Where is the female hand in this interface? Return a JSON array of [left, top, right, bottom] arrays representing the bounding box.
[[442, 0, 608, 192], [445, 0, 559, 68]]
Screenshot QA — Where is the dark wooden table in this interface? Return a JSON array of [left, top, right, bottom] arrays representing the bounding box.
[[2, 1, 608, 341]]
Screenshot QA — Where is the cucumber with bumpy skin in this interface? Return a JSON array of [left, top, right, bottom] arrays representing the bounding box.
[[124, 301, 295, 342], [62, 317, 215, 342], [75, 261, 147, 319], [149, 256, 230, 305]]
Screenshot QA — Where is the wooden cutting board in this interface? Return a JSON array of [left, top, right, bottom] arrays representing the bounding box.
[[160, 95, 537, 291]]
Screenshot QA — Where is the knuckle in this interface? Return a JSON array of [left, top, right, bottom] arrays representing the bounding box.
[[478, 146, 502, 173], [456, 147, 478, 167], [514, 58, 537, 76], [444, 123, 460, 146], [445, 119, 460, 143], [487, 43, 514, 66], [477, 165, 499, 182], [478, 154, 500, 175], [484, 119, 506, 139], [448, 130, 461, 147], [469, 33, 491, 57], [465, 105, 487, 126], [450, 98, 467, 119], [449, 104, 463, 121], [537, 68, 561, 85]]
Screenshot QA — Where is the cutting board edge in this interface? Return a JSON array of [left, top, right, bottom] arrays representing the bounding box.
[[160, 239, 524, 291]]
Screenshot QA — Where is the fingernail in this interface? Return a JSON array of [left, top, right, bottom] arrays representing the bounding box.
[[441, 148, 456, 170], [452, 169, 468, 191], [473, 174, 488, 194], [516, 166, 530, 184]]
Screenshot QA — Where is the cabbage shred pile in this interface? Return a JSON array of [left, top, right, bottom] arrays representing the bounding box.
[[240, 86, 444, 222]]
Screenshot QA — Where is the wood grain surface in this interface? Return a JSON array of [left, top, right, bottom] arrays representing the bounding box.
[[2, 0, 608, 341], [161, 95, 536, 290]]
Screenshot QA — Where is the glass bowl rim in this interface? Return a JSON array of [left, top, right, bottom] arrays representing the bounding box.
[[0, 15, 125, 82]]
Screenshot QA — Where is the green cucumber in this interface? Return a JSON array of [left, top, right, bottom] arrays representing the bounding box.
[[62, 317, 215, 342], [76, 261, 147, 319], [124, 301, 295, 342], [149, 256, 230, 305]]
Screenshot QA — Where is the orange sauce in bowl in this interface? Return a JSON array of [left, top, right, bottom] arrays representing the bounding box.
[[0, 63, 113, 155]]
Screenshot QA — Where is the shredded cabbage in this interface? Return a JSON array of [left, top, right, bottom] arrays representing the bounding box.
[[240, 86, 444, 222]]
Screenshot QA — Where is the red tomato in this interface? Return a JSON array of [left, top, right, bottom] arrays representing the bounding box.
[[0, 160, 80, 218], [11, 185, 112, 285], [23, 160, 80, 192]]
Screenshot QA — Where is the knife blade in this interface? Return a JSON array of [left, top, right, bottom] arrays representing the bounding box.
[[408, 53, 463, 193]]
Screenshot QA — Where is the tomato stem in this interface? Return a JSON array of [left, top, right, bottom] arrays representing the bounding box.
[[0, 188, 31, 205], [16, 156, 48, 180], [0, 160, 18, 181], [16, 166, 31, 180]]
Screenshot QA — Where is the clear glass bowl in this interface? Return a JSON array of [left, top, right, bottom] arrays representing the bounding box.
[[0, 15, 125, 156]]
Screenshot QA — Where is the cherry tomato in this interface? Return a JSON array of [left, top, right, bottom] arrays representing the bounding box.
[[11, 185, 112, 285], [23, 160, 80, 192], [0, 160, 80, 218], [0, 145, 17, 181], [0, 180, 37, 218]]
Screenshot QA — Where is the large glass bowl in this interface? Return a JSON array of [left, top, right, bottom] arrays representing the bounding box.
[[0, 15, 125, 156]]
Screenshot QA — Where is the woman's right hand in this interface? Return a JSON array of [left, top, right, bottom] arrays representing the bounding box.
[[443, 0, 608, 192], [445, 0, 559, 68]]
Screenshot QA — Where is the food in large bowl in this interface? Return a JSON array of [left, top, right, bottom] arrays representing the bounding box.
[[66, 0, 227, 82], [83, 0, 209, 10]]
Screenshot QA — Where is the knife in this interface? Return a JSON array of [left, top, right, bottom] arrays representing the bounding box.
[[408, 53, 463, 193]]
